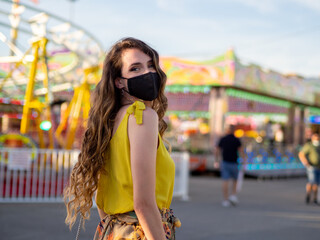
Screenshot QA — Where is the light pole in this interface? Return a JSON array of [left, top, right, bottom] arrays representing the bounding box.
[[68, 0, 79, 22]]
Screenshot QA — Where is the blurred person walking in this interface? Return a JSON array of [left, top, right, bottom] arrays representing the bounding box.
[[216, 125, 245, 207], [298, 132, 320, 205], [64, 37, 180, 240]]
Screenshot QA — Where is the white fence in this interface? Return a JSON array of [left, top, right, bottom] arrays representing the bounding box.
[[0, 148, 189, 202], [171, 152, 189, 201]]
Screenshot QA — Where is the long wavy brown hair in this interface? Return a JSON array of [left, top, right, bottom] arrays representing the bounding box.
[[64, 37, 168, 229]]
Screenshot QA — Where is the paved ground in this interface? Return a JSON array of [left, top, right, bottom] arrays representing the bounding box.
[[1, 176, 320, 240]]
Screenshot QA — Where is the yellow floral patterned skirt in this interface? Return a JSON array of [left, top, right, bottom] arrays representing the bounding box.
[[93, 208, 181, 240]]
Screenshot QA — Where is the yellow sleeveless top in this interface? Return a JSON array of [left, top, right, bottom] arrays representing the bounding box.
[[96, 101, 175, 215]]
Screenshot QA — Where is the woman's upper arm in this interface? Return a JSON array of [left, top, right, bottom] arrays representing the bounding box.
[[128, 108, 159, 207]]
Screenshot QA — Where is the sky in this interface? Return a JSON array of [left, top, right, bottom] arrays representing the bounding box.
[[2, 0, 320, 77]]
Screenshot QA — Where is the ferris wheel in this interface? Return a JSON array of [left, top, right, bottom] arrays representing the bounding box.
[[0, 0, 104, 149], [0, 0, 103, 96]]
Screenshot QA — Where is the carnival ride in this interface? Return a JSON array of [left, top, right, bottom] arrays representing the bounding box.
[[0, 0, 104, 149]]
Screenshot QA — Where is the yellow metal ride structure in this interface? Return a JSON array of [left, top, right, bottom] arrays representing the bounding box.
[[55, 66, 100, 149], [20, 37, 54, 149]]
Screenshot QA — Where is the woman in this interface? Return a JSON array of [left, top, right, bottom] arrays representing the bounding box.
[[64, 37, 180, 240]]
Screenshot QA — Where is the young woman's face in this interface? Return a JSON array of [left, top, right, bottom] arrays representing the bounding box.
[[120, 48, 156, 79], [115, 48, 158, 105]]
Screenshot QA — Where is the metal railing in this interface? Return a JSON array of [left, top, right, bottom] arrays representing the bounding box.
[[0, 148, 79, 202], [0, 148, 189, 202]]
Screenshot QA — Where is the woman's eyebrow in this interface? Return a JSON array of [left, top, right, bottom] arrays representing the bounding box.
[[129, 62, 142, 67]]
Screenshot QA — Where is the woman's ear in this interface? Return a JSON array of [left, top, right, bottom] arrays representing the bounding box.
[[115, 78, 124, 89]]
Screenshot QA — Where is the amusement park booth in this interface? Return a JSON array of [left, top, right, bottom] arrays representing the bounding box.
[[161, 50, 320, 177]]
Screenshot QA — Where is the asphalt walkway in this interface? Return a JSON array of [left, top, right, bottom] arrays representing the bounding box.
[[1, 176, 319, 240]]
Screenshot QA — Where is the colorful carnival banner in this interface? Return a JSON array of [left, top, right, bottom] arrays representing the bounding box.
[[234, 63, 315, 105], [162, 50, 319, 106], [160, 49, 235, 86]]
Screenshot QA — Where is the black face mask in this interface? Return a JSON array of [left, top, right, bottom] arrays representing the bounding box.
[[121, 72, 160, 101]]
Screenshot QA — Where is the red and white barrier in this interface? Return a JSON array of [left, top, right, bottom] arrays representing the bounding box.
[[0, 148, 79, 202], [0, 148, 189, 202]]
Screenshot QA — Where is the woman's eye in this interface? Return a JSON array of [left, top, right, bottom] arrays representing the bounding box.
[[148, 64, 155, 69], [130, 67, 139, 72]]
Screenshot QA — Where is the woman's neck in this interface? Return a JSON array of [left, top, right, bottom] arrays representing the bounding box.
[[120, 96, 152, 108]]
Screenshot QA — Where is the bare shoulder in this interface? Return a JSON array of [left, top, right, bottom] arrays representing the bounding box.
[[143, 106, 158, 123], [128, 106, 158, 129], [128, 106, 158, 147]]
